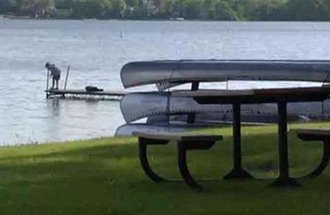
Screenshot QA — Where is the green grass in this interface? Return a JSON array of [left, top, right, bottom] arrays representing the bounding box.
[[1, 121, 330, 214]]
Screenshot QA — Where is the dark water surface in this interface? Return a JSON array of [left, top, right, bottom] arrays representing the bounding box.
[[1, 20, 330, 145]]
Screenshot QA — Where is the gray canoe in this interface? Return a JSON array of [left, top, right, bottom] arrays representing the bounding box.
[[115, 123, 222, 136], [121, 60, 330, 88], [120, 92, 326, 123], [120, 92, 230, 123]]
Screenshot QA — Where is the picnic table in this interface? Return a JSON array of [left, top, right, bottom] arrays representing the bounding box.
[[172, 86, 330, 187], [119, 59, 330, 188]]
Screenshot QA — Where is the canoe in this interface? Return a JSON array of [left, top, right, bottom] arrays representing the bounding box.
[[120, 92, 326, 123], [120, 92, 231, 122], [115, 123, 221, 136], [121, 60, 330, 88]]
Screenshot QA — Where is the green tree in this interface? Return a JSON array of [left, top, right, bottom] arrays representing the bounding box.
[[111, 0, 126, 18], [214, 0, 237, 20], [71, 0, 113, 19], [286, 0, 325, 20], [125, 0, 138, 7], [94, 0, 112, 18], [203, 0, 215, 19], [0, 0, 16, 14], [322, 0, 330, 20], [183, 0, 203, 19], [170, 0, 184, 17], [249, 0, 287, 20], [4, 0, 330, 21], [16, 0, 55, 17]]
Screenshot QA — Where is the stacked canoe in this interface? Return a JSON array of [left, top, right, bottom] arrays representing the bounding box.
[[116, 60, 330, 136]]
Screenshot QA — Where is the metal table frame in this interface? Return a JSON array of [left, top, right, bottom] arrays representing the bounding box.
[[173, 87, 330, 187]]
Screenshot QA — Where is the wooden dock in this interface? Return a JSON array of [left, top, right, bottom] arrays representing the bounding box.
[[45, 89, 127, 100], [44, 65, 127, 100]]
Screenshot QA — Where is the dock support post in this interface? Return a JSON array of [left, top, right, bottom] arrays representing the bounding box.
[[64, 65, 70, 90], [63, 65, 70, 99], [46, 69, 50, 98]]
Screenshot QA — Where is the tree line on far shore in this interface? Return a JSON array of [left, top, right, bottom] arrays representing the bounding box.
[[1, 0, 330, 21]]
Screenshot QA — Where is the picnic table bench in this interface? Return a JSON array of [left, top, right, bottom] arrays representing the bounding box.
[[294, 129, 330, 177], [133, 132, 223, 189]]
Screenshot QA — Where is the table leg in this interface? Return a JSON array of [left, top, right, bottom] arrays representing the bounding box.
[[224, 103, 254, 180], [271, 101, 300, 187]]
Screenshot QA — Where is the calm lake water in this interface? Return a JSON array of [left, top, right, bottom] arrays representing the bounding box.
[[1, 20, 330, 145]]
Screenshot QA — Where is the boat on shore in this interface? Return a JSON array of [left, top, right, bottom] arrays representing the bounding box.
[[169, 17, 185, 21]]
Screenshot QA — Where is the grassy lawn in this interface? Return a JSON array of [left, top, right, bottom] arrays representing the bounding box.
[[1, 122, 330, 214]]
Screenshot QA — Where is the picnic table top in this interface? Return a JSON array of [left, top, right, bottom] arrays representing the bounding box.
[[171, 86, 330, 104], [172, 86, 330, 97]]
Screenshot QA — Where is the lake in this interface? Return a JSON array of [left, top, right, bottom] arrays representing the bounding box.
[[1, 20, 330, 145]]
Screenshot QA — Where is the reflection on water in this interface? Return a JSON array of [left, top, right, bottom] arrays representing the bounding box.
[[48, 99, 60, 116], [1, 20, 330, 145], [41, 98, 123, 145]]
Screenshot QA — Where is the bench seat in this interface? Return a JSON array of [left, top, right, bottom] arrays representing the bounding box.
[[295, 128, 330, 138], [133, 131, 223, 142], [133, 132, 223, 189], [293, 128, 330, 177]]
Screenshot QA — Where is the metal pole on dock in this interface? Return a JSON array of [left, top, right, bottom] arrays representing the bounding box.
[[64, 65, 70, 90], [46, 69, 50, 98]]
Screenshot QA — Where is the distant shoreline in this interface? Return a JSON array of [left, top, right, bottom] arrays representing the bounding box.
[[2, 14, 330, 22]]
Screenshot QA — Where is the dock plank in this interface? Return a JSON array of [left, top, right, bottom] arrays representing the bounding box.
[[45, 89, 127, 98]]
